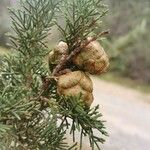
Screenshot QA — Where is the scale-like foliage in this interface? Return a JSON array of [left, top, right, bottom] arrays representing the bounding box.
[[56, 0, 108, 54], [0, 0, 108, 149]]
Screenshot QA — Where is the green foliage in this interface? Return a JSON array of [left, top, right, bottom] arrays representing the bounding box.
[[55, 0, 108, 54], [0, 0, 70, 149], [58, 96, 107, 150], [0, 0, 108, 149]]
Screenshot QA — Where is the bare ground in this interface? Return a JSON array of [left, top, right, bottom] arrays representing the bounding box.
[[68, 77, 150, 150]]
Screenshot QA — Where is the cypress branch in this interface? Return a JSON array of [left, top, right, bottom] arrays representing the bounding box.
[[0, 0, 109, 149]]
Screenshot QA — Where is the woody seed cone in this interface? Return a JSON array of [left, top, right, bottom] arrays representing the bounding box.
[[57, 71, 93, 107], [49, 41, 68, 65], [73, 37, 109, 75]]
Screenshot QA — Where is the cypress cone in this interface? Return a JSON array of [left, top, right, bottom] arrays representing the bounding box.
[[73, 37, 109, 74], [49, 41, 68, 65], [57, 71, 93, 107]]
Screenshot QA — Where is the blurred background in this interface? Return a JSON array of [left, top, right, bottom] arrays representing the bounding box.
[[0, 0, 150, 150], [0, 0, 150, 89], [0, 0, 10, 48], [102, 0, 150, 90]]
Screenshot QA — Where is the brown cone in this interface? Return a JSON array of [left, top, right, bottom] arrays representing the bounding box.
[[57, 71, 93, 107], [49, 41, 68, 65], [73, 37, 109, 74]]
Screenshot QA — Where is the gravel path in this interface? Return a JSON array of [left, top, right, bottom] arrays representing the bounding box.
[[92, 77, 150, 150]]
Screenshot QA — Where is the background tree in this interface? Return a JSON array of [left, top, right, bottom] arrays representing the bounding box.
[[102, 0, 150, 84], [0, 0, 10, 47]]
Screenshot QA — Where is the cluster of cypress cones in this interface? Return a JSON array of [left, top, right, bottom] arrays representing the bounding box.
[[49, 38, 109, 107]]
